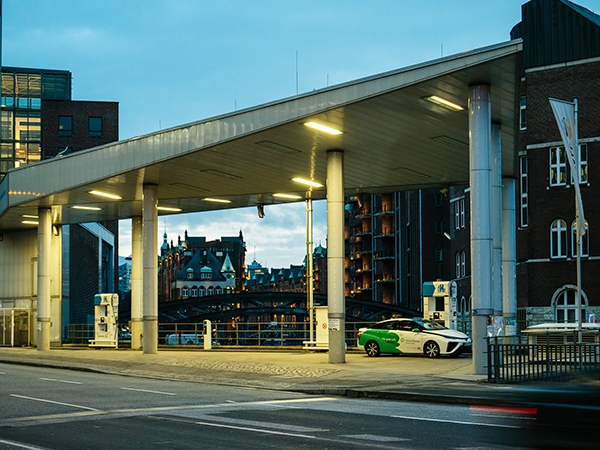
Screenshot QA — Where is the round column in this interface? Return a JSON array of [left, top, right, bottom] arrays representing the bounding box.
[[130, 216, 143, 349], [142, 185, 158, 354], [37, 207, 52, 351]]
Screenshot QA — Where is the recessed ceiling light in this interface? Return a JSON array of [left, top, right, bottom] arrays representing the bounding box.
[[273, 193, 303, 199], [304, 121, 342, 135], [89, 190, 122, 200], [21, 220, 39, 225], [157, 206, 182, 212], [292, 177, 324, 188], [22, 214, 39, 219], [72, 206, 102, 211], [203, 198, 232, 203], [424, 95, 464, 111]]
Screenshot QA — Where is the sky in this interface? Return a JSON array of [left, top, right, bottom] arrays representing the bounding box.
[[4, 0, 600, 268]]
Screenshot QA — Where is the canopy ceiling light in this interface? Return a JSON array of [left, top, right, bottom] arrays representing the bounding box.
[[157, 206, 182, 212], [304, 121, 342, 135], [292, 177, 324, 188], [424, 95, 464, 111], [21, 220, 39, 225], [273, 193, 302, 200], [72, 205, 101, 211], [89, 190, 122, 200], [203, 198, 232, 203]]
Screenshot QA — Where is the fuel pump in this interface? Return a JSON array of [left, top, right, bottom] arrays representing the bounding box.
[[89, 293, 119, 348]]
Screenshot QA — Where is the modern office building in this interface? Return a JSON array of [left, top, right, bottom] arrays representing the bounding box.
[[0, 66, 119, 344]]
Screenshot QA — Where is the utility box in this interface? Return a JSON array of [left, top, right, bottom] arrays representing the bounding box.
[[89, 293, 119, 348], [303, 306, 329, 349], [422, 281, 457, 330]]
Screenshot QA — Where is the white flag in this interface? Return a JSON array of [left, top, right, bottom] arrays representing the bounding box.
[[549, 98, 586, 237]]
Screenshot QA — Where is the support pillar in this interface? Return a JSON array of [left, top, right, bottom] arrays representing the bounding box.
[[142, 185, 158, 354], [326, 150, 345, 364], [130, 216, 143, 349], [491, 123, 503, 334], [37, 207, 52, 351], [306, 197, 314, 344], [468, 84, 493, 375], [502, 178, 517, 336]]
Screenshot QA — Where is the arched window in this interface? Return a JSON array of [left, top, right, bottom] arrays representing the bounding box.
[[552, 285, 588, 323], [215, 287, 222, 295], [571, 220, 589, 257], [191, 287, 198, 297], [199, 287, 206, 297], [460, 251, 466, 277], [550, 219, 568, 258], [181, 287, 189, 299]]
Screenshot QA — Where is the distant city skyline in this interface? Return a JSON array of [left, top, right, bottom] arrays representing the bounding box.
[[6, 0, 599, 267]]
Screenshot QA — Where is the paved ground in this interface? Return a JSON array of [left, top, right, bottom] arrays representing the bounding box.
[[0, 346, 593, 406]]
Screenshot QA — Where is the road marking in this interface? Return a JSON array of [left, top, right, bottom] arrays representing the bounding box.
[[195, 420, 317, 439], [391, 414, 520, 428], [120, 387, 176, 396], [40, 377, 82, 385], [194, 414, 327, 432], [10, 394, 100, 411], [340, 434, 409, 442], [0, 438, 51, 449]]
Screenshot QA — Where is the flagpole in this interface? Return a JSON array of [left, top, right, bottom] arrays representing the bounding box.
[[574, 97, 583, 343]]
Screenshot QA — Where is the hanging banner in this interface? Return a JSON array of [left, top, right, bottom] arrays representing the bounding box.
[[549, 98, 586, 237]]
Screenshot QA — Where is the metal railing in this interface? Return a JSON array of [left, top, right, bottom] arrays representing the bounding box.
[[487, 334, 600, 383], [67, 321, 372, 348]]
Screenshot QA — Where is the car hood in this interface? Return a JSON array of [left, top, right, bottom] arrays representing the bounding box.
[[425, 329, 471, 340]]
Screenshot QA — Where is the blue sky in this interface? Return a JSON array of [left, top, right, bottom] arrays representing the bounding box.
[[4, 0, 600, 268]]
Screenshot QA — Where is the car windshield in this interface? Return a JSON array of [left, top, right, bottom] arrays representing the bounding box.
[[415, 319, 448, 331]]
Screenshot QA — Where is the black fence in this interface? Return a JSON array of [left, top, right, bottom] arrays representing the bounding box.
[[487, 333, 600, 383]]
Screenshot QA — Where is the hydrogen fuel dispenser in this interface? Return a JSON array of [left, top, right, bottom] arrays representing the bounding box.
[[89, 293, 119, 348]]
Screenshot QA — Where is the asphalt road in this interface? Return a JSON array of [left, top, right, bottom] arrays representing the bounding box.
[[0, 363, 592, 449]]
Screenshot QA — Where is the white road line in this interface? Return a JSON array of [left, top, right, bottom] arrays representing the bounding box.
[[120, 387, 177, 396], [194, 414, 327, 432], [40, 377, 82, 385], [391, 414, 520, 429], [10, 394, 100, 411], [195, 420, 317, 439], [0, 438, 51, 450]]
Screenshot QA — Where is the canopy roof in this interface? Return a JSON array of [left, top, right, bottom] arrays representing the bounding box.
[[0, 40, 522, 231]]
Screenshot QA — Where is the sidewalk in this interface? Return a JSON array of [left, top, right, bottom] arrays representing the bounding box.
[[0, 346, 511, 405]]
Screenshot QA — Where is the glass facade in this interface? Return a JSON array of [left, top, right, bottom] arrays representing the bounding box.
[[0, 67, 72, 178]]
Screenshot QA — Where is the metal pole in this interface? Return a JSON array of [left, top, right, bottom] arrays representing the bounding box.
[[306, 197, 314, 344], [574, 98, 583, 343]]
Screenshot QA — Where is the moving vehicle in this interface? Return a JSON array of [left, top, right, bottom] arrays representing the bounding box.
[[357, 318, 471, 358]]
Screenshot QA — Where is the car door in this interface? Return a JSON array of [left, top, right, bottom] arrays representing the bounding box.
[[395, 320, 423, 354]]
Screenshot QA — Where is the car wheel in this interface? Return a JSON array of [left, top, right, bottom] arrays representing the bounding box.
[[365, 340, 381, 357], [424, 341, 440, 358]]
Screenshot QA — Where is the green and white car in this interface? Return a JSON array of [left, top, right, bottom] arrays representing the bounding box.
[[357, 318, 471, 358]]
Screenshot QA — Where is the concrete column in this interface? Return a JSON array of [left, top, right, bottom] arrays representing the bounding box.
[[491, 123, 503, 333], [468, 84, 493, 375], [142, 185, 158, 354], [130, 216, 143, 349], [37, 207, 52, 351], [326, 150, 345, 364], [502, 178, 518, 336]]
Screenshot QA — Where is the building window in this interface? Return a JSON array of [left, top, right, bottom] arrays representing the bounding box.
[[58, 116, 72, 136], [553, 286, 587, 323], [519, 96, 527, 130], [435, 193, 443, 206], [436, 248, 443, 261], [454, 202, 460, 230], [455, 252, 461, 278], [435, 221, 443, 234], [549, 147, 567, 186], [88, 117, 102, 137], [201, 270, 211, 279], [186, 270, 193, 280], [571, 220, 589, 258], [181, 287, 188, 299], [519, 155, 528, 227], [191, 288, 198, 297], [459, 199, 465, 229], [550, 219, 568, 258], [208, 288, 214, 296], [578, 144, 588, 184], [461, 251, 466, 277]]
